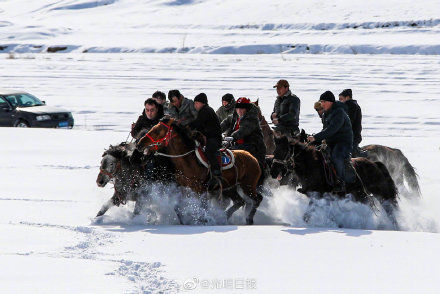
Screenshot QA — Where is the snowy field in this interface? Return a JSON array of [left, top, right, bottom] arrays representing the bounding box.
[[1, 53, 439, 293], [1, 0, 440, 293]]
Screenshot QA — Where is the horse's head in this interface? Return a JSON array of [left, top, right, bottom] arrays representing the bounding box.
[[136, 118, 175, 155], [96, 145, 125, 187], [270, 135, 292, 180]]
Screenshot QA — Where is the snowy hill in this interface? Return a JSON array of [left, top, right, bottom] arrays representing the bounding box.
[[1, 0, 440, 54]]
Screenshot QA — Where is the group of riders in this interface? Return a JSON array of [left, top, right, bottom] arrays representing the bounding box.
[[129, 79, 364, 194]]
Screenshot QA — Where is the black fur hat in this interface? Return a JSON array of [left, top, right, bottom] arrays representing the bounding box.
[[194, 93, 208, 104], [339, 89, 352, 98], [320, 91, 335, 103], [222, 93, 235, 103]]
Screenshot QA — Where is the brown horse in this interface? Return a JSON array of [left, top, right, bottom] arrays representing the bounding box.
[[253, 99, 275, 155], [136, 118, 263, 225], [362, 144, 420, 197]]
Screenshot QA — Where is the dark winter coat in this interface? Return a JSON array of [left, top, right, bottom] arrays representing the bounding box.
[[221, 104, 266, 159], [344, 99, 362, 146], [168, 97, 198, 126], [271, 90, 301, 134], [216, 101, 236, 122], [131, 104, 164, 139], [314, 101, 353, 148], [190, 104, 222, 142]]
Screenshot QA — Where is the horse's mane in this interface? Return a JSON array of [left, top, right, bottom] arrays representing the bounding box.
[[293, 140, 320, 162], [160, 117, 196, 149], [103, 142, 135, 161]]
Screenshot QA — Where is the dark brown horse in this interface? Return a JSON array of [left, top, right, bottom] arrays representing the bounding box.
[[294, 129, 420, 197], [136, 118, 263, 225], [270, 136, 399, 226]]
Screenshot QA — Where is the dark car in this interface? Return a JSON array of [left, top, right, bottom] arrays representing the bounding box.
[[0, 89, 74, 128]]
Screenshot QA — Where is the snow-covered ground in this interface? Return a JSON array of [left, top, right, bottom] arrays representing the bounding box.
[[1, 0, 440, 293]]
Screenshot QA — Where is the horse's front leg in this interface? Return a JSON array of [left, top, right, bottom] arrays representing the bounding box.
[[133, 193, 143, 216], [96, 197, 115, 217], [302, 192, 321, 223], [174, 201, 184, 225]]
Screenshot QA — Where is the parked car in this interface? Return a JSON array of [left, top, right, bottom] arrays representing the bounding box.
[[0, 89, 74, 128]]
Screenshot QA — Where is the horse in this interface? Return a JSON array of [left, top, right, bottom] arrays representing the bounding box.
[[95, 142, 174, 217], [270, 136, 399, 226], [253, 99, 275, 155], [296, 129, 420, 197], [361, 144, 420, 196], [136, 118, 263, 225]]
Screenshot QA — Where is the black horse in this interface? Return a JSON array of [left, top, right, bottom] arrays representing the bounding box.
[[293, 129, 420, 197], [270, 136, 399, 226], [96, 142, 174, 217]]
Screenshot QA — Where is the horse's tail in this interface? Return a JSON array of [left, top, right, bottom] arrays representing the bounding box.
[[375, 161, 398, 205], [399, 151, 421, 197]]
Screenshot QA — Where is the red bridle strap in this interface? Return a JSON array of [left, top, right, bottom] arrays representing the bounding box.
[[143, 122, 174, 151]]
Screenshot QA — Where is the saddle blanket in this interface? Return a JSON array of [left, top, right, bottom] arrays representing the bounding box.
[[195, 147, 235, 170]]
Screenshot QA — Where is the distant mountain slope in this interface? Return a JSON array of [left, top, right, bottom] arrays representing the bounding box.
[[1, 0, 439, 54]]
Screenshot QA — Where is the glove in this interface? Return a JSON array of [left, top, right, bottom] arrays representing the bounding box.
[[224, 136, 234, 143]]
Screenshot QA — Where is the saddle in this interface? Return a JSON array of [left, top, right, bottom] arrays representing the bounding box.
[[195, 146, 235, 170], [320, 147, 356, 189]]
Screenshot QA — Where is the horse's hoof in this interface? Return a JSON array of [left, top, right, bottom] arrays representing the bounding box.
[[303, 212, 311, 223], [246, 218, 254, 225], [297, 188, 307, 194]]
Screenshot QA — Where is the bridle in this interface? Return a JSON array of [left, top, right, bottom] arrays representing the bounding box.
[[99, 161, 121, 179], [139, 122, 195, 158], [142, 122, 175, 151], [273, 141, 315, 170]]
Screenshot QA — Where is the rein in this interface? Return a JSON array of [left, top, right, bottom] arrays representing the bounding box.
[[155, 149, 195, 158]]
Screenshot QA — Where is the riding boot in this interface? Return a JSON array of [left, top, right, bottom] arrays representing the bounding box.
[[352, 145, 368, 158], [207, 166, 222, 192], [344, 159, 356, 184]]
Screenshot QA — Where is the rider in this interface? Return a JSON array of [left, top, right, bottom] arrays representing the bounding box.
[[130, 98, 173, 181], [314, 101, 324, 119], [152, 90, 170, 115], [339, 89, 365, 157], [307, 91, 355, 193], [221, 97, 267, 182], [216, 93, 236, 122], [190, 93, 223, 191], [271, 79, 301, 138], [168, 89, 198, 126], [131, 98, 164, 140]]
